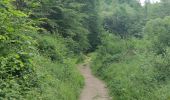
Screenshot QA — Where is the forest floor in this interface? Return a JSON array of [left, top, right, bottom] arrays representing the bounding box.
[[78, 58, 112, 100]]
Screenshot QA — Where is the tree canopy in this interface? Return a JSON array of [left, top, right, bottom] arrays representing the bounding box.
[[1, 0, 170, 99]]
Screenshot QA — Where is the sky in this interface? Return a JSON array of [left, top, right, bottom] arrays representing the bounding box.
[[140, 0, 160, 5]]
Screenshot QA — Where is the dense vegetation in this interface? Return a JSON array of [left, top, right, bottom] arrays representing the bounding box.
[[0, 0, 98, 99], [92, 0, 170, 100], [1, 0, 170, 100]]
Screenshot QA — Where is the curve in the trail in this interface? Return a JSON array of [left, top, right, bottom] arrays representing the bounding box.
[[79, 63, 112, 100]]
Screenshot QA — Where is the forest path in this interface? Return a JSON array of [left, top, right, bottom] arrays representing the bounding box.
[[78, 58, 112, 100]]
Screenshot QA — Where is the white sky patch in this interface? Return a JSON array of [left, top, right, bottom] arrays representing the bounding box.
[[140, 0, 160, 5]]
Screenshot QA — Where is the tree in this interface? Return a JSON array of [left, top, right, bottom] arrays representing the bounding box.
[[144, 16, 170, 55], [29, 0, 90, 53], [76, 0, 102, 52], [103, 3, 143, 38]]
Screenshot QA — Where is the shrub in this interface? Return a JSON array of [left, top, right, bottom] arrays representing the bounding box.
[[91, 33, 170, 100]]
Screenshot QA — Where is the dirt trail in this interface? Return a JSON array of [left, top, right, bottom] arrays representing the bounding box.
[[79, 61, 112, 100]]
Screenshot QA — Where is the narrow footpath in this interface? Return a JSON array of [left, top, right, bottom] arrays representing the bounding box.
[[78, 60, 112, 100]]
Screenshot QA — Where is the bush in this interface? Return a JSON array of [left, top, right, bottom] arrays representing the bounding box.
[[91, 33, 170, 100], [31, 55, 84, 100]]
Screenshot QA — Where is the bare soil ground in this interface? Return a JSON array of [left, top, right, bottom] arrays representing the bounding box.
[[78, 62, 112, 100]]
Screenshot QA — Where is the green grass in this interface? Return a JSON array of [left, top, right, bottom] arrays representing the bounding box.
[[30, 55, 84, 100], [91, 34, 170, 100], [24, 35, 85, 100], [92, 52, 170, 100]]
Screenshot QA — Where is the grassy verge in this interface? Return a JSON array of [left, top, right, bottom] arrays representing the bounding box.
[[25, 35, 85, 100], [91, 34, 170, 100]]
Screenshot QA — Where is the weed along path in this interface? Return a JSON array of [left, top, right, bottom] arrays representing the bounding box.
[[78, 60, 111, 100]]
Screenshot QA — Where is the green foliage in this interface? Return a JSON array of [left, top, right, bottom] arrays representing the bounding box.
[[147, 1, 170, 19], [31, 0, 90, 53], [2, 0, 170, 99], [144, 16, 170, 55], [91, 32, 170, 100], [32, 55, 84, 100], [0, 0, 85, 99], [91, 1, 170, 99], [77, 0, 102, 51], [102, 0, 144, 38], [33, 34, 84, 99], [0, 0, 39, 99], [144, 16, 170, 83]]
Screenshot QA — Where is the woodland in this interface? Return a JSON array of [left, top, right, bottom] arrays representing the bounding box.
[[0, 0, 170, 100]]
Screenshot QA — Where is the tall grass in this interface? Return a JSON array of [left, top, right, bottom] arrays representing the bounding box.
[[25, 35, 84, 100], [91, 33, 170, 100]]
